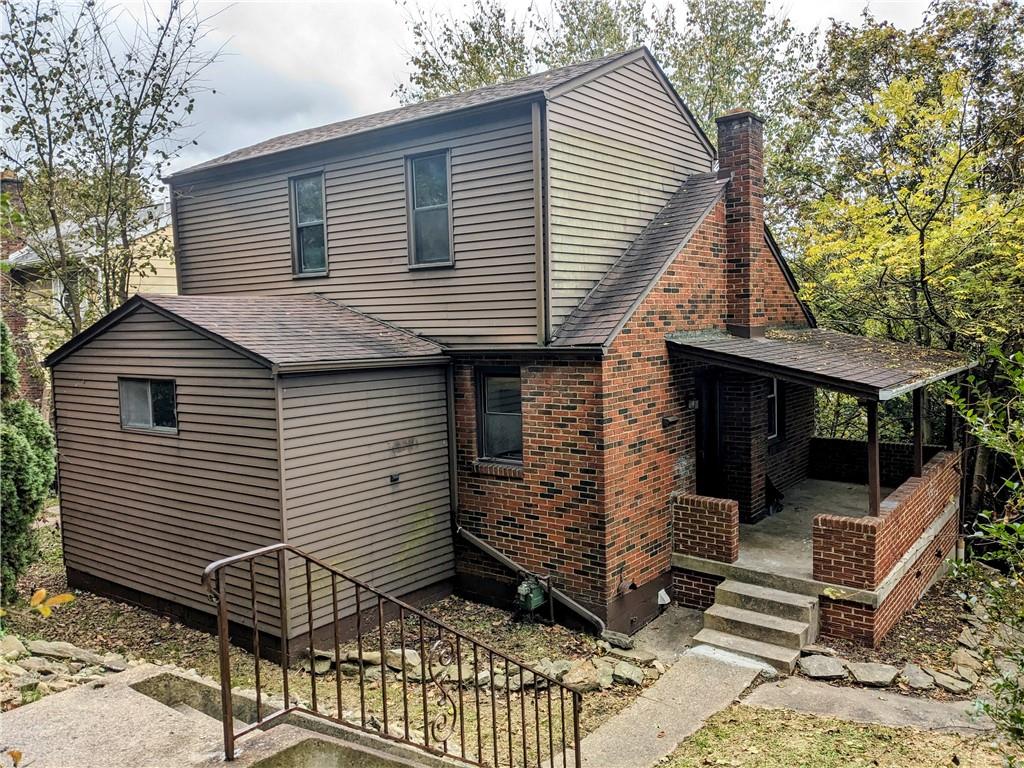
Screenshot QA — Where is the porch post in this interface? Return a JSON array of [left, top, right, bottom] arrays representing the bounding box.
[[912, 388, 924, 477], [866, 399, 880, 515]]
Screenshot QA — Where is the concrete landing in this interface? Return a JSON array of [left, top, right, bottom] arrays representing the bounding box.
[[629, 605, 703, 663], [742, 676, 992, 735], [578, 648, 761, 768]]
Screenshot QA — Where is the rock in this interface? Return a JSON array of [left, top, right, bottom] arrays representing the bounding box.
[[925, 667, 973, 694], [652, 660, 667, 675], [562, 663, 599, 693], [644, 666, 661, 682], [16, 657, 69, 677], [900, 663, 934, 690], [800, 644, 837, 657], [609, 648, 657, 666], [595, 640, 612, 654], [958, 628, 980, 650], [101, 653, 128, 672], [26, 640, 104, 666], [38, 678, 74, 695], [0, 661, 26, 678], [346, 650, 382, 666], [847, 662, 899, 687], [363, 666, 383, 682], [13, 672, 40, 692], [956, 666, 980, 686], [612, 661, 645, 687], [385, 648, 422, 673], [994, 657, 1018, 679], [950, 649, 983, 672], [548, 660, 573, 681], [474, 670, 491, 688], [798, 655, 847, 680], [297, 651, 333, 676], [597, 666, 614, 690], [0, 636, 27, 660], [335, 662, 360, 677]]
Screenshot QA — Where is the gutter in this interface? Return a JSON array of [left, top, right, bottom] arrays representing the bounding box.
[[456, 526, 632, 648]]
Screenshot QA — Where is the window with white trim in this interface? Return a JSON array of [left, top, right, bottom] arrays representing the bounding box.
[[767, 378, 779, 440], [119, 378, 177, 432]]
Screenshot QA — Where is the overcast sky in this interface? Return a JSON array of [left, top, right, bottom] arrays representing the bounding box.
[[163, 0, 932, 174]]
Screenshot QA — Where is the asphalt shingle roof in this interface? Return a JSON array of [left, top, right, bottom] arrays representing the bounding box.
[[666, 327, 973, 400], [46, 294, 445, 370], [168, 49, 639, 179], [551, 172, 729, 348]]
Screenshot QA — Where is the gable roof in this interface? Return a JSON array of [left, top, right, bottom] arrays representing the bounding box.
[[168, 47, 712, 181], [551, 172, 729, 349], [45, 294, 446, 372]]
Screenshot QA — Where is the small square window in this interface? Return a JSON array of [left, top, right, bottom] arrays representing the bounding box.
[[407, 151, 452, 267], [290, 173, 327, 275], [119, 378, 177, 432], [478, 369, 522, 462]]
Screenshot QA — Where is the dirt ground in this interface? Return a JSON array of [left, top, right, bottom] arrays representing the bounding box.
[[666, 705, 1004, 768]]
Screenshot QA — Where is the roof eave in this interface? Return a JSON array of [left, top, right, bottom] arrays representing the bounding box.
[[272, 354, 451, 375]]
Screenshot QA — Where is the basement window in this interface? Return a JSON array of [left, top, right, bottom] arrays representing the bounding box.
[[119, 378, 177, 432], [290, 172, 327, 275], [478, 369, 522, 463], [407, 150, 452, 267]]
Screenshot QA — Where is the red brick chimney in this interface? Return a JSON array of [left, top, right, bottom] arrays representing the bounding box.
[[715, 110, 765, 337]]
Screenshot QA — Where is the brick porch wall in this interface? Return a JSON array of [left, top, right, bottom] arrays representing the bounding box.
[[812, 450, 960, 589], [819, 512, 958, 646], [671, 568, 724, 611], [809, 437, 943, 489], [766, 383, 815, 492], [672, 492, 739, 562]]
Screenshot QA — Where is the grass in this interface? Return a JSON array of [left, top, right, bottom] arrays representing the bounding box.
[[5, 516, 644, 762], [666, 705, 1004, 768]]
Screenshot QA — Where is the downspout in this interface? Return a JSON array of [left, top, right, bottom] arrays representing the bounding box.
[[456, 526, 630, 648]]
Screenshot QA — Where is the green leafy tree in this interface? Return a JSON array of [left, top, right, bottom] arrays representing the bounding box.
[[946, 350, 1024, 762], [0, 321, 55, 603]]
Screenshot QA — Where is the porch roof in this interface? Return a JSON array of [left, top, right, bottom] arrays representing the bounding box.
[[666, 327, 973, 400]]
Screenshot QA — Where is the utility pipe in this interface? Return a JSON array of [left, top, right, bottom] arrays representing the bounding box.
[[456, 526, 619, 643]]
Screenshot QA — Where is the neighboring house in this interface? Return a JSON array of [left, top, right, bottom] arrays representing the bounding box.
[[2, 197, 176, 413], [45, 48, 971, 664]]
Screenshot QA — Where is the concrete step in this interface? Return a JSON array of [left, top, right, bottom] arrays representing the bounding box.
[[703, 604, 810, 649], [692, 628, 800, 674], [716, 579, 819, 626]]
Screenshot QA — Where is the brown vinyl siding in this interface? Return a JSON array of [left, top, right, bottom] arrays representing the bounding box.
[[51, 306, 283, 629], [173, 108, 538, 347], [278, 366, 454, 634], [546, 57, 714, 330]]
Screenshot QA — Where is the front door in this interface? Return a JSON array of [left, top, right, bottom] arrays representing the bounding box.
[[695, 369, 722, 497]]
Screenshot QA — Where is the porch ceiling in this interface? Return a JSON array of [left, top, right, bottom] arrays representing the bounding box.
[[666, 327, 973, 400]]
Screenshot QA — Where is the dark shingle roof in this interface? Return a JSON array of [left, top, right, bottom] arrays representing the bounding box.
[[666, 327, 973, 400], [45, 294, 445, 370], [168, 49, 641, 180], [551, 172, 728, 348]]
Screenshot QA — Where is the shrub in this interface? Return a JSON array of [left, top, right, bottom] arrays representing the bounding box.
[[0, 320, 55, 603]]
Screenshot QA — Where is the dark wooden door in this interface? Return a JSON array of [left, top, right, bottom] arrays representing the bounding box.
[[695, 369, 722, 496]]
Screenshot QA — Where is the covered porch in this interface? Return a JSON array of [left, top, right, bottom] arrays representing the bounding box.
[[666, 327, 972, 644]]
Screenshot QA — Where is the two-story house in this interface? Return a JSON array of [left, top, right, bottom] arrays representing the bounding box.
[[46, 48, 971, 667]]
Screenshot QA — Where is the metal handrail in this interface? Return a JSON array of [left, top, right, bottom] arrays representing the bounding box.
[[202, 543, 584, 766]]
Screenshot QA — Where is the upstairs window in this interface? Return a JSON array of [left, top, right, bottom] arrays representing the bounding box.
[[120, 378, 177, 432], [407, 151, 452, 266], [290, 172, 327, 274], [478, 369, 522, 462], [767, 378, 780, 440]]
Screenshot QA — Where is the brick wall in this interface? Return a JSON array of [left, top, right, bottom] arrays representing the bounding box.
[[819, 512, 957, 646], [453, 354, 608, 610], [813, 450, 960, 588], [717, 370, 767, 521], [766, 382, 815, 492], [671, 568, 724, 611], [809, 437, 943, 489], [672, 492, 739, 562]]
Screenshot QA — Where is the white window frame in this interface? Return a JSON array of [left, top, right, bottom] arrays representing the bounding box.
[[766, 378, 779, 441]]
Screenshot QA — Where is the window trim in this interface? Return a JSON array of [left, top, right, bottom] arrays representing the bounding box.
[[289, 170, 329, 277], [118, 377, 178, 434], [405, 149, 454, 269], [766, 377, 780, 441], [475, 366, 523, 465]]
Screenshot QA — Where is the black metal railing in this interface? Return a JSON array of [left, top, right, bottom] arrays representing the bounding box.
[[202, 543, 583, 766]]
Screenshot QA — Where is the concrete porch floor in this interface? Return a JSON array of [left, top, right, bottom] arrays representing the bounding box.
[[736, 478, 893, 581]]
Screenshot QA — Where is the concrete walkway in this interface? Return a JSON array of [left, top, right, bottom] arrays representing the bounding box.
[[742, 676, 993, 734], [578, 647, 763, 768]]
